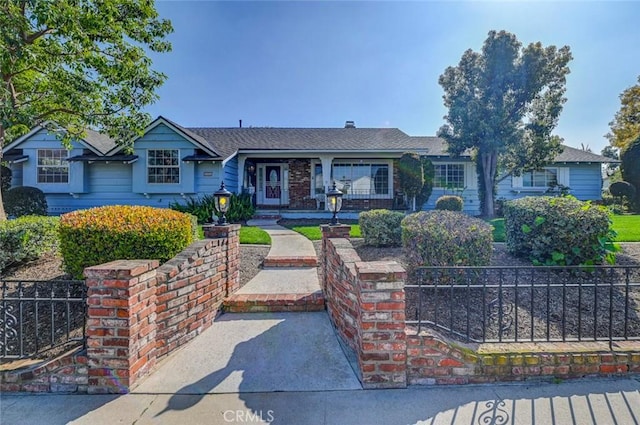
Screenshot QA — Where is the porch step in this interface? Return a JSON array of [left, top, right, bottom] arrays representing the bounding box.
[[223, 292, 325, 313], [263, 256, 318, 268]]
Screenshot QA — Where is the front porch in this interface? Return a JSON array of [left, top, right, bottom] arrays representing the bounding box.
[[237, 156, 404, 213]]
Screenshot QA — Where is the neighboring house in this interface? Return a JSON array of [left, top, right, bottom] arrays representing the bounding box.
[[2, 116, 614, 217]]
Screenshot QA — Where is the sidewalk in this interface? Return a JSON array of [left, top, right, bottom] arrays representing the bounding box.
[[3, 377, 640, 424]]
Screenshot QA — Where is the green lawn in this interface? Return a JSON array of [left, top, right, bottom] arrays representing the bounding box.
[[286, 224, 362, 241], [488, 215, 640, 242], [239, 226, 271, 244]]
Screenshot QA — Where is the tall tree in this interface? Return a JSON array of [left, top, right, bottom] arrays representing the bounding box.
[[607, 76, 640, 152], [438, 30, 572, 217], [0, 0, 173, 220]]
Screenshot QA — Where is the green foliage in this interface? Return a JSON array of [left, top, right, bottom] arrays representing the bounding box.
[[0, 216, 60, 274], [438, 30, 571, 216], [607, 75, 640, 151], [359, 209, 404, 247], [0, 0, 173, 219], [1, 165, 11, 192], [621, 137, 640, 212], [504, 196, 617, 266], [435, 195, 464, 211], [398, 153, 424, 204], [401, 211, 493, 273], [416, 157, 435, 209], [59, 206, 193, 279], [3, 186, 48, 217], [170, 193, 255, 224], [609, 181, 636, 203]]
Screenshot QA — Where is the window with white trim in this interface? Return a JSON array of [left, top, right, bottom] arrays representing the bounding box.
[[434, 163, 465, 189], [332, 162, 390, 196], [37, 149, 69, 183], [522, 168, 557, 188], [147, 149, 180, 184]]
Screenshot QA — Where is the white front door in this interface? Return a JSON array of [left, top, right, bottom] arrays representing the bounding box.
[[258, 164, 289, 206]]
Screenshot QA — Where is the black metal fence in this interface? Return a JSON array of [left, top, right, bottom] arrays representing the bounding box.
[[1, 279, 86, 360], [406, 266, 640, 348]]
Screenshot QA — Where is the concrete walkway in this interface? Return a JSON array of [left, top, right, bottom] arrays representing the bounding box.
[[225, 219, 324, 312], [3, 377, 640, 424]]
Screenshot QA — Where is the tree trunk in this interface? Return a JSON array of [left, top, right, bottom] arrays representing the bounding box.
[[481, 151, 498, 218], [0, 124, 6, 221]]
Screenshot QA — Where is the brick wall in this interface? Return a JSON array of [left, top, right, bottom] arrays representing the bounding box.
[[322, 232, 640, 387], [0, 224, 241, 394], [322, 226, 407, 389]]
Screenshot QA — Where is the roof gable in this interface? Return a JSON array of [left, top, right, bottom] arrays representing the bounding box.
[[2, 122, 116, 155]]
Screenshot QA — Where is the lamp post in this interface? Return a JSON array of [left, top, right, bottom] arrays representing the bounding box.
[[326, 181, 343, 225], [213, 181, 232, 225]]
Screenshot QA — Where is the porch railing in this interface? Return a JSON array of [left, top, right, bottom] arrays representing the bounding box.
[[1, 279, 86, 360], [406, 266, 640, 349]]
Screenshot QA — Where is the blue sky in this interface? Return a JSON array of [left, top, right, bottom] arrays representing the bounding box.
[[147, 1, 640, 153]]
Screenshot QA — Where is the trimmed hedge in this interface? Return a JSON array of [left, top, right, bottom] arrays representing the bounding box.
[[435, 195, 464, 211], [359, 209, 404, 247], [0, 216, 60, 274], [504, 196, 616, 266], [401, 211, 493, 272], [3, 186, 48, 217], [59, 206, 194, 278]]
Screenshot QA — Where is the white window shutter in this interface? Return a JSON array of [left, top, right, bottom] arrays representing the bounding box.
[[557, 168, 570, 187], [512, 174, 523, 188]]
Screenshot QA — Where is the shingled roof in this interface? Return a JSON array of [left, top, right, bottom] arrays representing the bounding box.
[[183, 127, 426, 159]]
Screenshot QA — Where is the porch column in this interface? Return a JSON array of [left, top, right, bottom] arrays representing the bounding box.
[[237, 155, 246, 193], [319, 155, 334, 194]]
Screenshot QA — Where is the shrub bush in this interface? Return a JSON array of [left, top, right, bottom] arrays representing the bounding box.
[[59, 206, 194, 278], [503, 196, 616, 266], [609, 181, 637, 200], [401, 211, 493, 273], [435, 195, 464, 211], [3, 186, 48, 217], [0, 216, 60, 274], [170, 192, 255, 224], [1, 165, 11, 192], [359, 209, 404, 247]]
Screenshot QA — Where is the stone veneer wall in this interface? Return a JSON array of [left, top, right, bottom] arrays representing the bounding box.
[[0, 224, 240, 394], [321, 230, 640, 388]]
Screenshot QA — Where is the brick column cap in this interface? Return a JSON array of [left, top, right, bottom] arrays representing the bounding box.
[[84, 259, 159, 279]]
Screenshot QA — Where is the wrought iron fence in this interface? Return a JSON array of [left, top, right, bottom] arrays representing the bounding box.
[[1, 279, 86, 360], [406, 266, 640, 348]]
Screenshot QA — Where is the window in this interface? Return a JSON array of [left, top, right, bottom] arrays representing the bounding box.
[[434, 164, 465, 189], [332, 162, 389, 196], [37, 149, 69, 183], [147, 149, 180, 184], [522, 169, 557, 188], [314, 163, 324, 195]]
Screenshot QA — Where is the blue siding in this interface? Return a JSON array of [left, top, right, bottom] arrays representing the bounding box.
[[496, 164, 602, 202], [194, 162, 223, 195], [222, 156, 239, 193]]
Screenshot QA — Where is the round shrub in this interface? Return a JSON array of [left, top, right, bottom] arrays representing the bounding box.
[[401, 211, 493, 273], [503, 196, 616, 266], [59, 205, 194, 279], [609, 181, 636, 200], [0, 216, 60, 274], [359, 209, 404, 247], [435, 195, 464, 211], [1, 165, 11, 192], [3, 186, 48, 217]]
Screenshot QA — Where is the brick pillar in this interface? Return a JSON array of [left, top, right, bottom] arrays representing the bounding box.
[[356, 260, 407, 389], [84, 260, 159, 394], [320, 224, 351, 291], [203, 224, 241, 295]]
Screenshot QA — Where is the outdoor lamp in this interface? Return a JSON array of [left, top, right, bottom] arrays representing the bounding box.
[[326, 181, 343, 225], [213, 181, 232, 225]]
